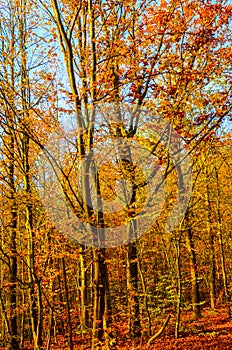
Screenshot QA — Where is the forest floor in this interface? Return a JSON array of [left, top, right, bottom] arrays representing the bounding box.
[[1, 308, 232, 349], [117, 308, 232, 350]]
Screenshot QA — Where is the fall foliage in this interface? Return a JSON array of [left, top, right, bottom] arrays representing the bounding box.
[[0, 0, 231, 349]]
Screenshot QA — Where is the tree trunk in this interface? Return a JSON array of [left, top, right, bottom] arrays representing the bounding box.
[[8, 121, 20, 350], [79, 246, 88, 333], [174, 234, 182, 338], [215, 167, 231, 317], [138, 253, 151, 337], [205, 169, 216, 311], [185, 211, 202, 318], [19, 5, 43, 346], [127, 229, 141, 339], [61, 257, 74, 350]]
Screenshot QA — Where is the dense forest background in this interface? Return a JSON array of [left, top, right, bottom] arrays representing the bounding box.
[[0, 0, 231, 349]]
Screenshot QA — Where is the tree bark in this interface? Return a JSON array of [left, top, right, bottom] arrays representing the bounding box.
[[174, 233, 182, 338], [205, 169, 216, 311], [185, 211, 202, 318], [61, 257, 74, 350], [127, 229, 141, 339], [215, 167, 231, 317], [8, 118, 20, 350]]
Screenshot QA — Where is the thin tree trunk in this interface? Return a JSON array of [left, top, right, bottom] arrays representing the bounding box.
[[127, 228, 141, 339], [0, 288, 11, 345], [185, 211, 202, 318], [46, 308, 53, 350], [215, 167, 231, 317], [92, 248, 100, 348], [8, 131, 20, 350], [79, 246, 88, 333], [61, 257, 74, 350], [205, 176, 216, 311], [174, 234, 182, 338], [92, 246, 111, 348], [4, 8, 20, 347], [138, 255, 151, 337], [19, 5, 43, 346]]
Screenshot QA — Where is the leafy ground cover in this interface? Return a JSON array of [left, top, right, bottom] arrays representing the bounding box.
[[134, 308, 232, 350], [2, 307, 230, 349]]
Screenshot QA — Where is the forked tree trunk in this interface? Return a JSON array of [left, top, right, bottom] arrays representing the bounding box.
[[50, 2, 111, 346]]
